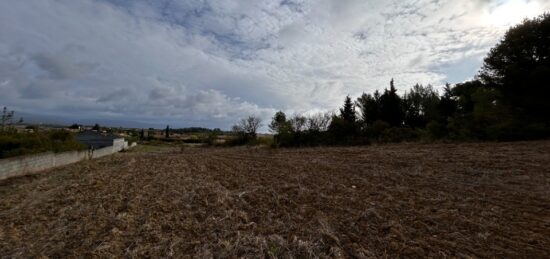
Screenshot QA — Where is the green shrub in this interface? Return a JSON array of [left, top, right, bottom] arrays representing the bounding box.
[[0, 131, 86, 159], [379, 127, 418, 143], [249, 136, 274, 146], [426, 120, 447, 139]]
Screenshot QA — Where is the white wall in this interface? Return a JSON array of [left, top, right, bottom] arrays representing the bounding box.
[[0, 138, 132, 181]]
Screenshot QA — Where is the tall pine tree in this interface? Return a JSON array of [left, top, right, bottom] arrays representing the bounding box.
[[340, 95, 356, 124], [379, 79, 404, 127]]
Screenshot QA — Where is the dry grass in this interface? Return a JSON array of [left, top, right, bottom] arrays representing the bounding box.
[[0, 141, 549, 258]]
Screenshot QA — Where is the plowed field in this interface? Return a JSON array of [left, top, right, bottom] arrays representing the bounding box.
[[1, 141, 549, 257]]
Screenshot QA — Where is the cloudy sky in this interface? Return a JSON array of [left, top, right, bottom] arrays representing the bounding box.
[[0, 0, 547, 129]]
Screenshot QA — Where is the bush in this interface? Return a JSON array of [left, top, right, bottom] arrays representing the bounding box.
[[426, 120, 447, 139], [379, 127, 418, 143], [249, 136, 274, 146], [363, 120, 390, 141], [204, 132, 220, 146], [327, 116, 359, 143], [225, 133, 252, 146], [0, 131, 86, 158]]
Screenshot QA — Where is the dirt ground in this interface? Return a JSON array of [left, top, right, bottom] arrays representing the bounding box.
[[0, 141, 549, 258]]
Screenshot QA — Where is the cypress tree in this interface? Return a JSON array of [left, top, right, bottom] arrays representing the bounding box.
[[379, 79, 404, 127]]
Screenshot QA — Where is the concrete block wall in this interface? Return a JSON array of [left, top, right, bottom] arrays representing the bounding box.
[[53, 150, 88, 166], [91, 146, 115, 159], [113, 138, 125, 152], [0, 152, 56, 180], [0, 138, 133, 181]]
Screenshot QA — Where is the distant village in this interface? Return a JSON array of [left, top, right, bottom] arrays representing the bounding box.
[[8, 120, 237, 147]]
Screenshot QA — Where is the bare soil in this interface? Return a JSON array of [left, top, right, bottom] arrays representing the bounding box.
[[0, 141, 549, 258]]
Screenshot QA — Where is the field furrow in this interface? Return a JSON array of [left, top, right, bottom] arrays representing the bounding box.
[[0, 141, 549, 258]]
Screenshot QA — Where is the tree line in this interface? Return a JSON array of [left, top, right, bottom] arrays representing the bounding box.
[[233, 13, 550, 146]]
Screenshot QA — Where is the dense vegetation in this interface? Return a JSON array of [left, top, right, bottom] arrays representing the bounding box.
[[0, 130, 86, 159], [264, 14, 549, 147], [171, 127, 223, 134], [0, 108, 86, 158]]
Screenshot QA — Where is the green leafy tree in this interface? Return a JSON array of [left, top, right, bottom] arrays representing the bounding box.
[[479, 13, 550, 129], [356, 90, 381, 126], [402, 84, 440, 128], [438, 83, 457, 123], [269, 111, 295, 146], [269, 111, 290, 134]]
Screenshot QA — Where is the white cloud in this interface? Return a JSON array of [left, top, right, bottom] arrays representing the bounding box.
[[0, 0, 547, 128]]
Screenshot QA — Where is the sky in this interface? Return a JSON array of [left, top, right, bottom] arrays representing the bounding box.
[[0, 0, 548, 129]]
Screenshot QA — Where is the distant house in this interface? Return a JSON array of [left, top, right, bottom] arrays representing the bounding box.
[[75, 131, 124, 149]]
